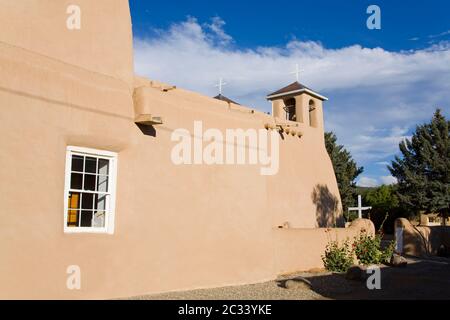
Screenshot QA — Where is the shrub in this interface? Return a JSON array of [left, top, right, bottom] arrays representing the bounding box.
[[382, 239, 396, 263], [321, 240, 354, 273], [353, 231, 383, 265], [322, 214, 396, 270], [353, 231, 395, 265]]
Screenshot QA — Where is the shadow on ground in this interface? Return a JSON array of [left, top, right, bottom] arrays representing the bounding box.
[[279, 258, 450, 300], [125, 257, 450, 300]]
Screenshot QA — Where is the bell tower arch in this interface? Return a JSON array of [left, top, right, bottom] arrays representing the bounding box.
[[266, 81, 328, 132]]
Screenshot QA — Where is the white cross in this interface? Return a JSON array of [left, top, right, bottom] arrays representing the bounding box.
[[290, 63, 303, 82], [348, 195, 372, 219], [215, 78, 227, 95]]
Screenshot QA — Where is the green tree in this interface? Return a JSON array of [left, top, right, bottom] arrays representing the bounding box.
[[365, 185, 399, 212], [363, 185, 406, 234], [389, 109, 450, 224], [325, 132, 364, 214]]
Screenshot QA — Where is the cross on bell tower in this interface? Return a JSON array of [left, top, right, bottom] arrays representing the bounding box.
[[266, 67, 328, 130], [290, 63, 303, 82]]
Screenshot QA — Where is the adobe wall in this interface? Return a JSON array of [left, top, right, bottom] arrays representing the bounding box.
[[0, 0, 134, 85], [0, 44, 347, 298], [133, 81, 344, 230], [0, 0, 352, 299], [274, 219, 375, 274], [395, 218, 450, 257]]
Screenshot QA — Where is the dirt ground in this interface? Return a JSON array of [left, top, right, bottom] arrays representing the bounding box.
[[127, 256, 450, 300]]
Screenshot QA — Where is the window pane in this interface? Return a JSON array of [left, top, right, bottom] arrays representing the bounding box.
[[84, 174, 96, 191], [81, 193, 94, 210], [98, 159, 109, 176], [85, 157, 97, 174], [97, 175, 109, 193], [67, 210, 80, 227], [68, 192, 81, 209], [70, 173, 83, 190], [93, 211, 106, 228], [71, 155, 84, 172], [80, 211, 93, 227], [95, 194, 107, 211]]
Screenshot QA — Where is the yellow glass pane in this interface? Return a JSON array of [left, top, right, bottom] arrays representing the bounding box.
[[68, 193, 79, 209], [67, 193, 80, 227], [68, 210, 78, 224]]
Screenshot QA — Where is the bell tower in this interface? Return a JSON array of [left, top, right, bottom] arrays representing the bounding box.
[[266, 82, 328, 132]]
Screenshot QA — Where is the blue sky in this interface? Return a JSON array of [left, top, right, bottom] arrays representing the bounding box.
[[129, 0, 450, 187]]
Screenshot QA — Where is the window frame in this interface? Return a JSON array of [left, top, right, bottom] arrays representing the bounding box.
[[63, 146, 118, 234]]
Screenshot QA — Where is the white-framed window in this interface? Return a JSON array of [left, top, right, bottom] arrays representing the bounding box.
[[63, 146, 118, 234]]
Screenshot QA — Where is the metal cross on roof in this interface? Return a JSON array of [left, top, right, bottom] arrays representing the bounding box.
[[215, 78, 227, 95]]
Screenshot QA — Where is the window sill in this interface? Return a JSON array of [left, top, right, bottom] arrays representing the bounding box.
[[64, 227, 113, 234]]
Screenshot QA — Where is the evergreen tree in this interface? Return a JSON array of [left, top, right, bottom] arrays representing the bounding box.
[[389, 109, 450, 223], [325, 132, 364, 213]]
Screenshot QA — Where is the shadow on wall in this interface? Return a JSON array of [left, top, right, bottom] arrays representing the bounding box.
[[312, 184, 344, 228], [396, 218, 450, 257], [136, 123, 157, 137]]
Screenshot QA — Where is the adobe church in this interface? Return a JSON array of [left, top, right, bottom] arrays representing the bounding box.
[[0, 0, 372, 299]]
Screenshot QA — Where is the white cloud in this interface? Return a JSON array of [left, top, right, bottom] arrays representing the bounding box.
[[380, 175, 398, 185], [357, 175, 397, 188], [357, 177, 379, 188], [134, 18, 450, 102], [205, 17, 233, 46], [133, 17, 450, 182], [429, 30, 450, 39]]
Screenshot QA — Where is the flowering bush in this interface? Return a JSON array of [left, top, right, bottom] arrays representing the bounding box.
[[352, 214, 395, 266], [322, 215, 396, 271], [353, 231, 383, 265], [353, 231, 395, 265], [321, 240, 354, 273]]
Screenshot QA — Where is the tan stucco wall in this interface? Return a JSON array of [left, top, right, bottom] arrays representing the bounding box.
[[0, 0, 134, 85], [274, 219, 375, 274], [0, 0, 360, 299], [396, 218, 450, 257]]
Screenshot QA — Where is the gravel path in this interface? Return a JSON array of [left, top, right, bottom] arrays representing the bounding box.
[[128, 275, 326, 300], [125, 257, 450, 300]]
